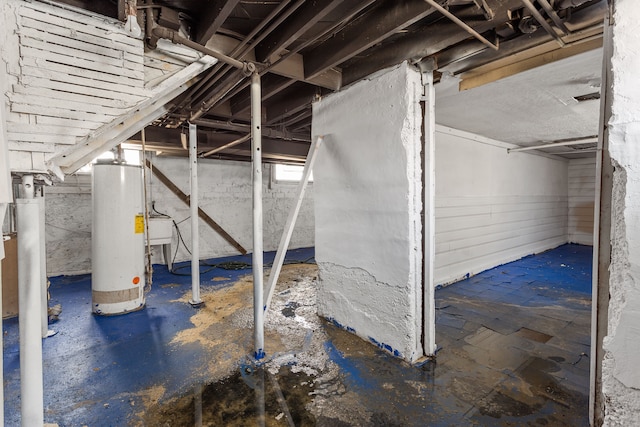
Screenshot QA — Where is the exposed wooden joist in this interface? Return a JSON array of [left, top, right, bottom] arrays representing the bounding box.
[[265, 83, 320, 125], [195, 0, 241, 44], [341, 0, 519, 86], [302, 0, 435, 80], [254, 0, 344, 63], [459, 36, 603, 90], [208, 33, 341, 90], [230, 74, 296, 114], [192, 118, 310, 142], [438, 1, 606, 75]]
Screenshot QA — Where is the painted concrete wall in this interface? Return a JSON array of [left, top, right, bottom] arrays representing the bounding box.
[[434, 126, 569, 286], [568, 157, 596, 246], [44, 158, 314, 276], [602, 0, 640, 424], [148, 156, 314, 263], [312, 63, 424, 362]]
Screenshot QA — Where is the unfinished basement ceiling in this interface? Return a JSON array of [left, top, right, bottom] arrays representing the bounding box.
[[436, 47, 603, 158], [54, 0, 606, 163]]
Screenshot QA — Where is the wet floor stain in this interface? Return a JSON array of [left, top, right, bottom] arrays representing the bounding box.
[[142, 366, 316, 426], [2, 246, 592, 426]]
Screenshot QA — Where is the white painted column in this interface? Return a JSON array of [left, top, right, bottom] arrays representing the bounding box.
[[189, 123, 202, 306], [0, 56, 13, 427], [38, 195, 49, 338], [251, 72, 265, 360], [422, 69, 437, 356], [17, 176, 44, 427]]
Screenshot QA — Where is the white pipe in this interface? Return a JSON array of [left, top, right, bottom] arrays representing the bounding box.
[[507, 136, 598, 153], [251, 72, 265, 360], [264, 135, 323, 313], [38, 196, 48, 338], [189, 123, 202, 306], [17, 198, 44, 427], [0, 203, 7, 426], [422, 71, 437, 356], [423, 0, 498, 50], [201, 133, 251, 158], [521, 0, 566, 47]]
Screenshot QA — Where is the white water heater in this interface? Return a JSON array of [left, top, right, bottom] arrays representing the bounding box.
[[92, 161, 146, 315]]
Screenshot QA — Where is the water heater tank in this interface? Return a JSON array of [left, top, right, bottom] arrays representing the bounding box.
[[91, 161, 145, 315]]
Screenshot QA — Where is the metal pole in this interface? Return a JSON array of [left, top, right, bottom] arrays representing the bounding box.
[[189, 123, 202, 307], [152, 27, 247, 71], [0, 203, 7, 426], [423, 0, 498, 51], [507, 136, 598, 153], [422, 70, 437, 356], [38, 196, 49, 338], [264, 135, 324, 313], [17, 191, 44, 426], [521, 0, 566, 47], [201, 134, 251, 158], [251, 72, 265, 360]]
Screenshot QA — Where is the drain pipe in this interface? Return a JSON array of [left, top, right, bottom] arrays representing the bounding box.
[[420, 60, 437, 357], [521, 0, 566, 47], [16, 175, 44, 426], [189, 123, 203, 307], [423, 0, 498, 51], [251, 72, 265, 360]]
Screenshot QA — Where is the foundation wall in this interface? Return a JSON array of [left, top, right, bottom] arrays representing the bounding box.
[[434, 127, 569, 285], [44, 159, 314, 276], [312, 63, 424, 362]]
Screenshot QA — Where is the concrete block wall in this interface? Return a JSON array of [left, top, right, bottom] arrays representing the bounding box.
[[568, 157, 596, 245], [434, 126, 569, 285], [44, 158, 314, 276], [148, 156, 314, 263], [602, 0, 640, 424], [312, 63, 424, 362]]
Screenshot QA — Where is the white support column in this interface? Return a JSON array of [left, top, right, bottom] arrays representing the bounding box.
[[17, 181, 44, 426], [38, 195, 49, 338], [0, 203, 6, 426], [189, 123, 202, 307], [264, 135, 323, 313], [422, 69, 437, 356], [251, 72, 265, 360]]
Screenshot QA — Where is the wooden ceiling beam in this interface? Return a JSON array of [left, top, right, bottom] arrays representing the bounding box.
[[302, 0, 436, 80], [195, 0, 241, 44]]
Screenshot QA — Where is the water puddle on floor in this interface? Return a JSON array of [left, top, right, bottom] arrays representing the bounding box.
[[142, 365, 316, 426]]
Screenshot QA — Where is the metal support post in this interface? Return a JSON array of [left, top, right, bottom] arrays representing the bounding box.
[[264, 135, 324, 312], [422, 69, 437, 356], [251, 72, 265, 360], [189, 123, 203, 307], [17, 188, 44, 426], [38, 196, 51, 338]]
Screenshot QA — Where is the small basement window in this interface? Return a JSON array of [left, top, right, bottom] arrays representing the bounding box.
[[273, 164, 313, 183]]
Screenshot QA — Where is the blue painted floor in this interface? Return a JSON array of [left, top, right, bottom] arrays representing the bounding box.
[[3, 248, 315, 426], [2, 244, 592, 426]]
